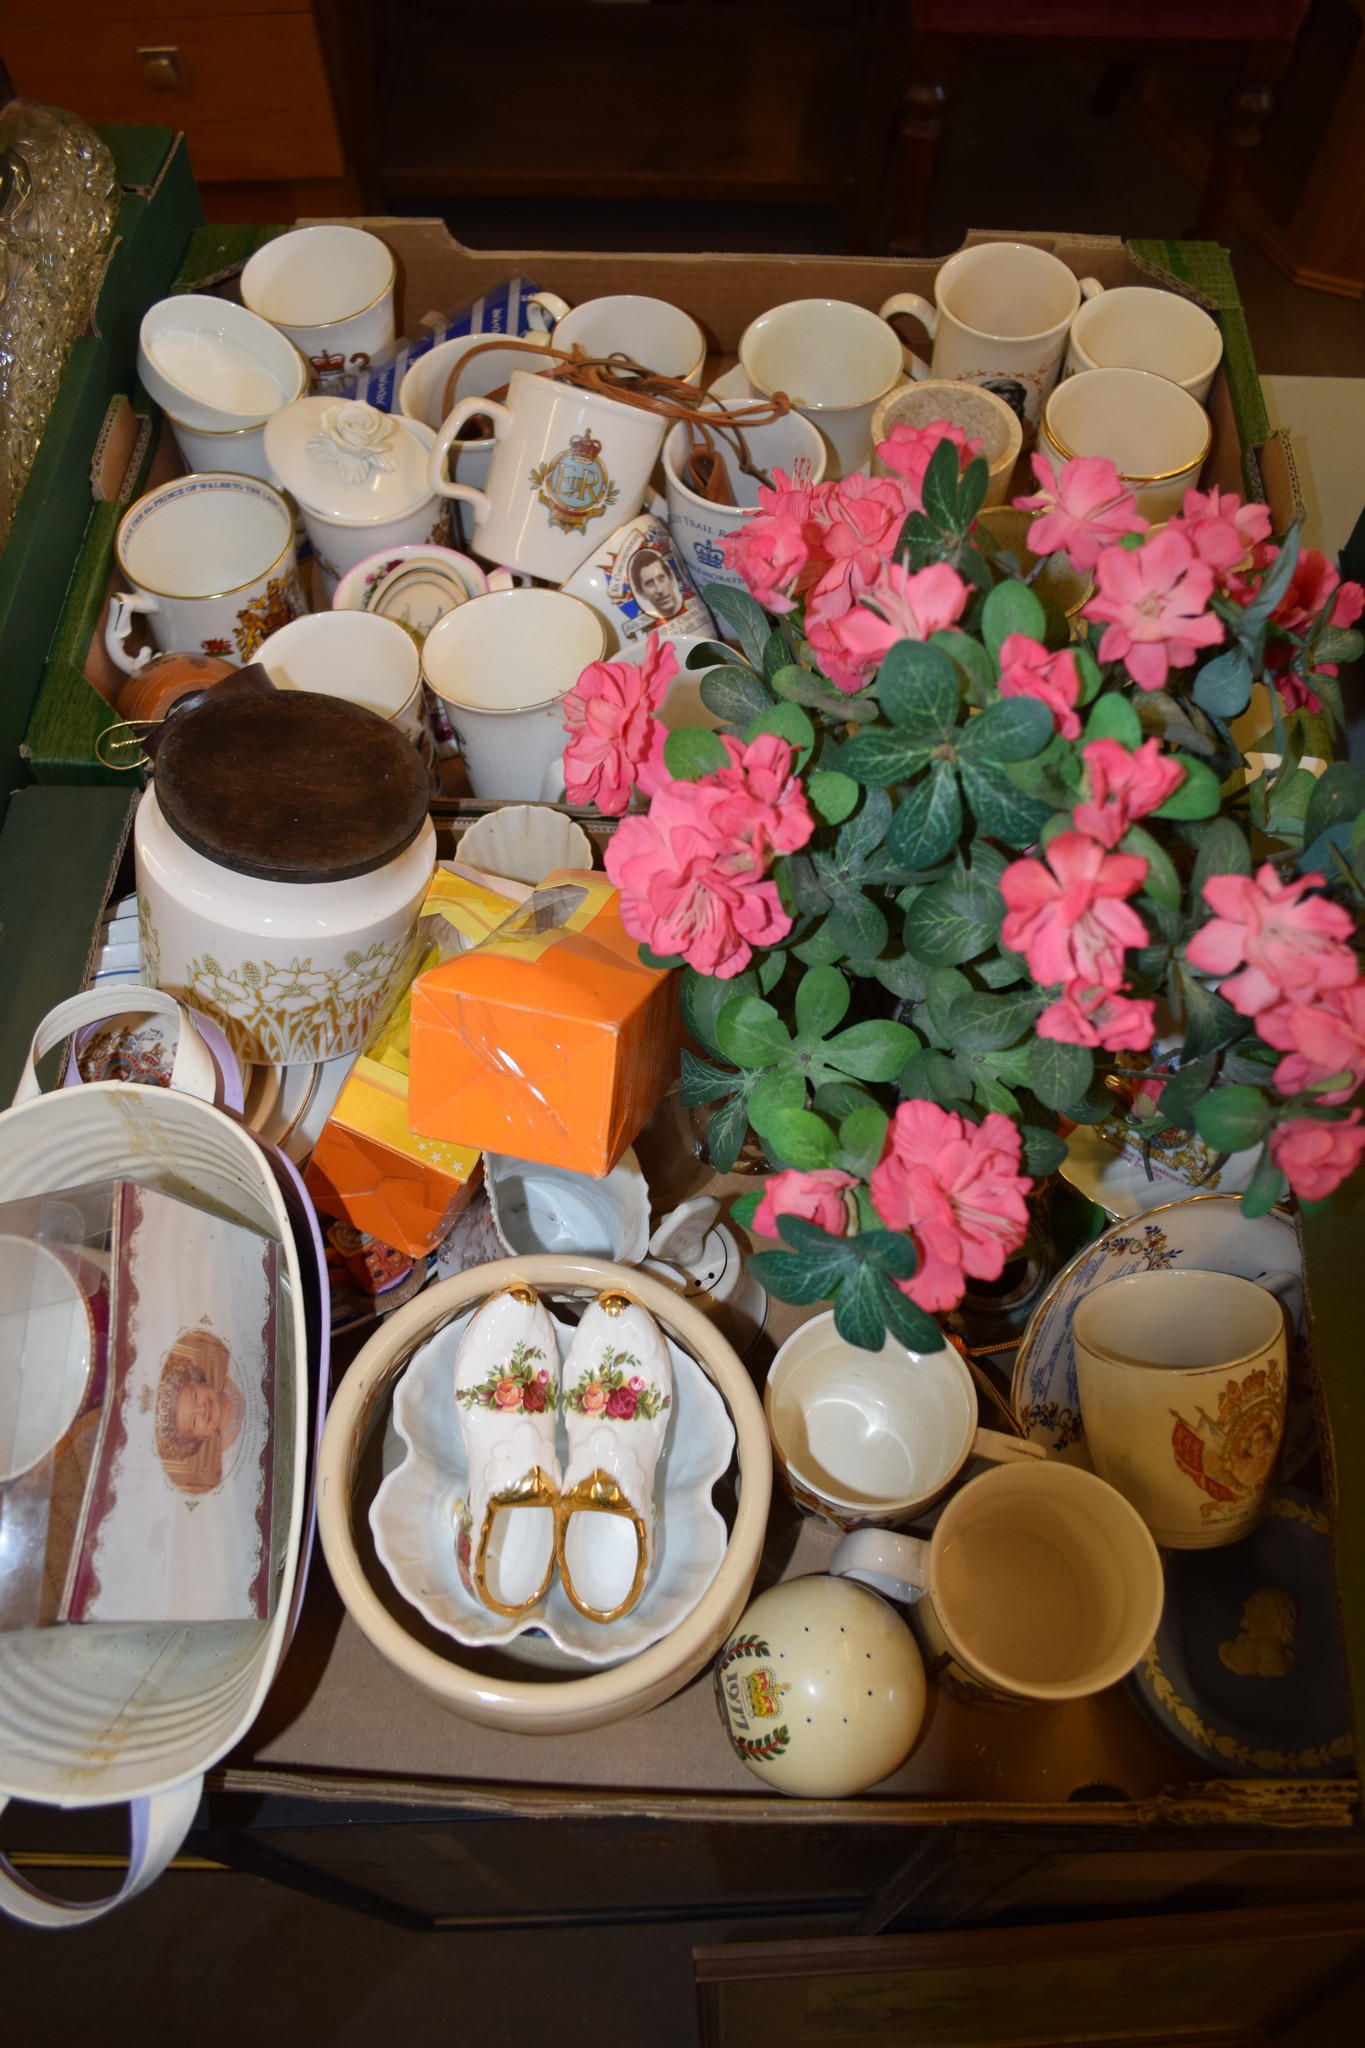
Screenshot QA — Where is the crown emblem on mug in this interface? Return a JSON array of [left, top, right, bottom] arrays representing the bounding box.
[[693, 538, 725, 568], [1170, 1359, 1285, 1507], [568, 430, 601, 462]]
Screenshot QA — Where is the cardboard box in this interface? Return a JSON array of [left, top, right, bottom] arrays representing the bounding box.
[[408, 869, 681, 1175]]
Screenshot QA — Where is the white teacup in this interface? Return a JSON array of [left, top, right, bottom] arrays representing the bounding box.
[[560, 510, 714, 652], [738, 298, 906, 477], [421, 586, 607, 799], [242, 225, 397, 395], [662, 398, 828, 602], [1072, 1267, 1296, 1550], [880, 241, 1096, 430], [765, 1312, 1045, 1532], [105, 473, 304, 674], [484, 1147, 651, 1264], [1066, 286, 1224, 404], [527, 292, 706, 385], [1040, 366, 1211, 522], [832, 1460, 1163, 1705], [254, 610, 429, 763], [165, 411, 278, 487], [428, 370, 669, 582]]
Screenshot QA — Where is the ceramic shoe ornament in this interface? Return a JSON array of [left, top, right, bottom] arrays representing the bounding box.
[[451, 1283, 561, 1616], [556, 1290, 673, 1623]]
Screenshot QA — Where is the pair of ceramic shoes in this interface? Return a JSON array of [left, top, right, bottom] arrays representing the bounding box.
[[453, 1284, 673, 1624]]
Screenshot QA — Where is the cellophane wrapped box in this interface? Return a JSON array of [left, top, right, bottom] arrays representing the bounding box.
[[0, 1177, 279, 1629]]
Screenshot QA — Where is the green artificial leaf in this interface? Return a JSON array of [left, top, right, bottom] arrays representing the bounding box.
[[638, 943, 685, 970], [775, 1214, 858, 1264], [902, 864, 1003, 966], [947, 987, 1040, 1053], [958, 759, 1054, 848], [750, 1105, 839, 1170], [875, 639, 962, 736], [837, 728, 938, 787], [852, 1228, 918, 1281], [1194, 1083, 1274, 1156], [1157, 1057, 1215, 1133], [700, 664, 774, 728], [974, 1073, 1022, 1118], [832, 1262, 889, 1351], [932, 628, 996, 699], [1309, 623, 1364, 669], [886, 761, 963, 870], [925, 965, 973, 1042], [1176, 967, 1245, 1063], [825, 891, 890, 961], [663, 726, 730, 781], [808, 770, 861, 824], [762, 628, 791, 680], [1084, 692, 1144, 749], [981, 577, 1047, 662], [1030, 1037, 1095, 1111], [1022, 1124, 1069, 1177], [814, 1079, 879, 1120], [795, 964, 850, 1042], [876, 1270, 942, 1353], [792, 923, 846, 967], [679, 1047, 742, 1108], [770, 664, 879, 719], [748, 1069, 806, 1127], [899, 1046, 970, 1105], [746, 700, 816, 763], [1193, 649, 1254, 720], [702, 1087, 757, 1175], [686, 639, 748, 671], [1191, 817, 1252, 898], [956, 455, 990, 532], [823, 1018, 919, 1082], [1242, 519, 1302, 632], [1152, 754, 1221, 820], [1122, 822, 1180, 912], [757, 950, 786, 995], [1135, 689, 1219, 757], [957, 694, 1053, 763], [838, 1105, 889, 1180], [729, 1188, 763, 1232], [859, 952, 928, 1000], [707, 583, 772, 670], [681, 965, 754, 1056], [1303, 761, 1365, 851], [715, 993, 791, 1068], [748, 1247, 849, 1305], [921, 436, 967, 533], [1266, 766, 1317, 839], [834, 785, 894, 871], [1239, 1145, 1289, 1220]]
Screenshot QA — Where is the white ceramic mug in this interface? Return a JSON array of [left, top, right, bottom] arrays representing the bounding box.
[[254, 610, 430, 763], [560, 510, 714, 651], [528, 293, 706, 384], [421, 586, 607, 799], [662, 398, 828, 601], [428, 370, 669, 582], [242, 225, 397, 394], [879, 242, 1096, 430], [1040, 366, 1211, 522], [165, 411, 278, 487], [831, 1460, 1163, 1705], [765, 1312, 1046, 1532], [738, 298, 907, 477], [106, 473, 304, 674], [1072, 1267, 1296, 1550], [1065, 286, 1224, 403]]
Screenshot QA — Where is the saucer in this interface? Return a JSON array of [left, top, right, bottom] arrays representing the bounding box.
[[332, 544, 487, 645], [1060, 1116, 1258, 1221], [1127, 1487, 1354, 1778], [1012, 1194, 1314, 1471], [370, 1302, 734, 1667]]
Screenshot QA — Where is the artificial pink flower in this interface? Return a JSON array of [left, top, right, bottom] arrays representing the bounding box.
[[1083, 527, 1224, 690], [1012, 453, 1147, 571], [995, 632, 1082, 740], [875, 419, 982, 512], [723, 510, 812, 613], [1168, 486, 1272, 578], [1036, 980, 1157, 1053], [809, 558, 970, 693], [1184, 863, 1356, 1017], [561, 638, 677, 815], [1072, 736, 1186, 848], [1268, 1111, 1365, 1203], [999, 832, 1149, 992], [709, 730, 815, 857], [1259, 982, 1365, 1104], [753, 1168, 858, 1240], [869, 1100, 1032, 1314]]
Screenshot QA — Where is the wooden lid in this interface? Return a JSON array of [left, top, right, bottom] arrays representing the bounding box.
[[154, 691, 430, 883]]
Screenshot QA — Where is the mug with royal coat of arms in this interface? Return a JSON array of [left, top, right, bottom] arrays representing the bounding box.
[[1071, 1267, 1296, 1549], [427, 370, 668, 582]]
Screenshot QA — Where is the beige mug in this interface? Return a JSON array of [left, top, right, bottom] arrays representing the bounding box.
[[1065, 286, 1224, 404], [1040, 366, 1211, 522]]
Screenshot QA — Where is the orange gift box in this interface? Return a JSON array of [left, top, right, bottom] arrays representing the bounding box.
[[407, 869, 681, 1176]]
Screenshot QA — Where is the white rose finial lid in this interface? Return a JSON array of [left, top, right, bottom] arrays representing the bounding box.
[[264, 396, 437, 522]]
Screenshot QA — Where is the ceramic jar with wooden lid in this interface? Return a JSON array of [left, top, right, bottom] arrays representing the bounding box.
[[135, 692, 436, 1065]]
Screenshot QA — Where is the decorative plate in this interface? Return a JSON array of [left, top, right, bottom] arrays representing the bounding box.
[[370, 1304, 735, 1667], [1127, 1488, 1354, 1779], [1060, 1115, 1258, 1221], [1012, 1194, 1314, 1470], [332, 544, 486, 645]]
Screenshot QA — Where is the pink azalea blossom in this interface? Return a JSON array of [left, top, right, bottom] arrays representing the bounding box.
[[875, 419, 982, 513], [1184, 863, 1356, 1017], [809, 558, 970, 693], [561, 638, 677, 815], [1269, 1110, 1365, 1203], [1083, 527, 1224, 691], [1012, 453, 1147, 571], [604, 734, 812, 979], [723, 510, 812, 613], [753, 1168, 858, 1240], [1168, 486, 1272, 578], [1036, 980, 1157, 1053], [995, 633, 1083, 739], [869, 1100, 1033, 1314], [1072, 736, 1186, 849], [999, 832, 1149, 992], [1259, 982, 1365, 1104]]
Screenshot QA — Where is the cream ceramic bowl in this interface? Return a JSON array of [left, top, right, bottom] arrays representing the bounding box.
[[317, 1254, 771, 1733]]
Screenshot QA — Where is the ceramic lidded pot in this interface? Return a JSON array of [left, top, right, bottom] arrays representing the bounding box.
[[263, 397, 449, 597], [135, 691, 436, 1065]]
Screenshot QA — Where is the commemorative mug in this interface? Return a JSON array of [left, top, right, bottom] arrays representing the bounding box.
[[527, 293, 706, 384], [428, 370, 668, 582], [1071, 1267, 1296, 1549], [831, 1460, 1163, 1705], [242, 225, 397, 394], [105, 474, 304, 674], [879, 241, 1097, 429], [1065, 285, 1224, 403], [1040, 366, 1211, 521], [764, 1312, 1045, 1532], [254, 611, 431, 767], [421, 586, 607, 799], [869, 378, 1022, 508], [662, 398, 828, 601], [560, 510, 715, 651], [738, 298, 907, 477]]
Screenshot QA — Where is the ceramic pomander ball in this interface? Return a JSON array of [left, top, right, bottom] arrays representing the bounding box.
[[713, 1575, 925, 1797]]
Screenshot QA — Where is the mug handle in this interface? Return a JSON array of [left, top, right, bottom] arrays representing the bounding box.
[[0, 1781, 202, 1928], [969, 1427, 1049, 1467], [1078, 275, 1105, 301], [1257, 1266, 1304, 1330], [525, 290, 571, 331], [830, 1527, 931, 1605], [105, 591, 159, 675], [427, 394, 513, 510], [12, 987, 220, 1108], [877, 292, 937, 382]]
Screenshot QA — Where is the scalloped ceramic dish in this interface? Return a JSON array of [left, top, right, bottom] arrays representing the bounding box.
[[369, 1300, 734, 1666]]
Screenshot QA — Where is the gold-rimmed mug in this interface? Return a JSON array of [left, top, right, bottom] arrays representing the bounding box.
[[1040, 366, 1211, 522]]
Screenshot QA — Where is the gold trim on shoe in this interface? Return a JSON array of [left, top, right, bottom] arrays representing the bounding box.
[[472, 1464, 559, 1617], [555, 1470, 649, 1624], [597, 1289, 635, 1317]]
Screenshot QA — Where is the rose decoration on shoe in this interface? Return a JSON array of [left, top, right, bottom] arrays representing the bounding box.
[[451, 1284, 561, 1617]]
